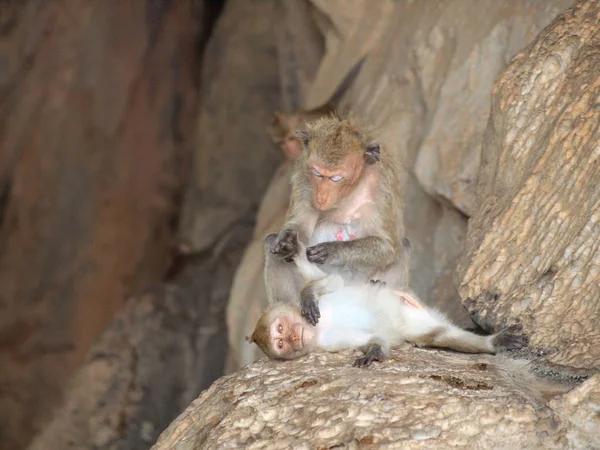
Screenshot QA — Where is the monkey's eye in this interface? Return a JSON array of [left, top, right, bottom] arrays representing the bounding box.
[[277, 324, 283, 333], [330, 174, 344, 182], [277, 339, 284, 349], [311, 167, 323, 178]]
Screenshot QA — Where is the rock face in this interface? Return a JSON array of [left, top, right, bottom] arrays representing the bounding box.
[[0, 2, 202, 448], [178, 0, 282, 251], [457, 0, 600, 374], [27, 217, 254, 450], [152, 348, 598, 449]]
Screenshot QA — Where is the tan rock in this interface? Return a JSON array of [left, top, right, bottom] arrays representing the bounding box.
[[152, 348, 596, 449], [457, 0, 600, 373]]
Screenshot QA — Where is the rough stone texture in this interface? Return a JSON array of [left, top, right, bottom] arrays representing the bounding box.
[[179, 0, 282, 251], [27, 217, 254, 450], [152, 348, 598, 449], [0, 2, 202, 448], [457, 0, 600, 373]]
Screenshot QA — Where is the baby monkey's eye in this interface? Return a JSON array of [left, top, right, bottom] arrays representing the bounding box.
[[330, 174, 344, 182], [277, 324, 283, 333], [311, 167, 323, 178], [277, 339, 284, 348]]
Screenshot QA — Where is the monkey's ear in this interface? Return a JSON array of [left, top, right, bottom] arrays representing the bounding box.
[[294, 130, 310, 146], [365, 141, 381, 164]]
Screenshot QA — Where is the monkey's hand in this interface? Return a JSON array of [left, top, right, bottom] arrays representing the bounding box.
[[491, 324, 529, 351], [300, 285, 320, 326], [306, 241, 337, 264], [353, 343, 386, 368], [271, 228, 299, 261]]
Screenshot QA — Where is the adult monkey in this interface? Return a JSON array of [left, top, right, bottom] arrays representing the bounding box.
[[264, 114, 409, 324]]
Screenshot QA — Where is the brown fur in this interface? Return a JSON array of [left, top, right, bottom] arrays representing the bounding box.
[[249, 313, 271, 356], [265, 113, 408, 311], [287, 114, 405, 273]]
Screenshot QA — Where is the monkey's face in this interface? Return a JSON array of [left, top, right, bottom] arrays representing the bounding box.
[[268, 311, 316, 360], [308, 155, 364, 211], [250, 306, 317, 360], [269, 113, 303, 160]]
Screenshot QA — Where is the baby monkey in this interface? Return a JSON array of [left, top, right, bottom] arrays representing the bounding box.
[[249, 244, 528, 367]]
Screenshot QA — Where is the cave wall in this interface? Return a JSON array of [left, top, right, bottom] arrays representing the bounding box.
[[0, 1, 203, 448]]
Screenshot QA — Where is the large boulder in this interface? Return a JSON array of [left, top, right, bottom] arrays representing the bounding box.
[[457, 0, 600, 374], [152, 349, 597, 449], [0, 2, 202, 448]]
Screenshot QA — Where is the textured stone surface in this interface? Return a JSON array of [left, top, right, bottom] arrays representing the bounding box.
[[179, 0, 282, 251], [0, 2, 202, 448], [27, 218, 253, 450], [153, 348, 598, 449], [457, 0, 600, 373]]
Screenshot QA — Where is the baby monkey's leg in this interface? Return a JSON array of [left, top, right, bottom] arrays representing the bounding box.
[[353, 338, 390, 368]]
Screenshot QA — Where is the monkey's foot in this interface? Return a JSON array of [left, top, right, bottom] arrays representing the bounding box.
[[301, 292, 320, 326], [353, 344, 385, 368], [306, 243, 329, 264], [369, 279, 387, 287], [492, 324, 529, 350], [271, 228, 299, 260]]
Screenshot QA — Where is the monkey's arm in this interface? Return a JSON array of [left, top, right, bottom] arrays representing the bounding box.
[[307, 235, 396, 272], [353, 337, 390, 368], [294, 241, 345, 325], [264, 233, 305, 305], [272, 195, 318, 260]]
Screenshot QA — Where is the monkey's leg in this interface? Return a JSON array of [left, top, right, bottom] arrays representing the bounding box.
[[405, 310, 527, 354], [353, 338, 390, 368], [264, 234, 304, 305]]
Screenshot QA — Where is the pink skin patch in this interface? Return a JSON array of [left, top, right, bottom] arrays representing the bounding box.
[[393, 290, 425, 310], [335, 229, 358, 241]]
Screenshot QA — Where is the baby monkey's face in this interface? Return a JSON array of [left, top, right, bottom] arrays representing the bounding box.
[[249, 305, 318, 360], [268, 311, 316, 359]]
